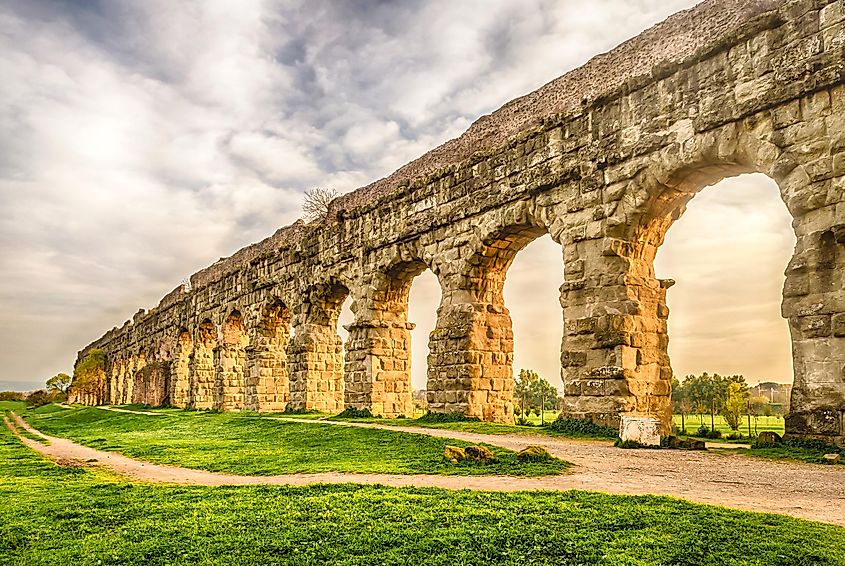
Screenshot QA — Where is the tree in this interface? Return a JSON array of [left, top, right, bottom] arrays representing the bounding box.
[[514, 369, 559, 416], [683, 373, 709, 425], [71, 348, 106, 402], [46, 373, 72, 394], [722, 380, 749, 431], [671, 376, 696, 434], [303, 187, 339, 221]]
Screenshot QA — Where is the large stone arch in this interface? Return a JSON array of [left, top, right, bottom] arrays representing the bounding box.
[[425, 202, 558, 422], [559, 107, 844, 442]]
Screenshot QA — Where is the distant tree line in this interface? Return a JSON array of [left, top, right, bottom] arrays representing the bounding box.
[[1, 372, 73, 407]]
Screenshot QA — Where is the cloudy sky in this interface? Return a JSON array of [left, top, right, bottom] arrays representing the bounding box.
[[0, 0, 795, 392]]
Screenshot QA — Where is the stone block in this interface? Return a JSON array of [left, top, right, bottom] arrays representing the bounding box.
[[619, 415, 661, 447]]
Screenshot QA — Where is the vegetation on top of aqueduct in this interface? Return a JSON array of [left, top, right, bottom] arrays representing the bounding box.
[[2, 415, 845, 566], [14, 403, 567, 477]]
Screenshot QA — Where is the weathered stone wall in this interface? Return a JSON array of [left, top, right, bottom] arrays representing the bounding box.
[[73, 0, 845, 445]]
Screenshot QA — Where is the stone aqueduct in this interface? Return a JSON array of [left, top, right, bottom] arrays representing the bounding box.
[[71, 0, 845, 445]]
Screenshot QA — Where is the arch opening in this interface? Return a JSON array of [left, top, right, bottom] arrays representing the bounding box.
[[652, 172, 795, 436], [408, 269, 440, 415], [503, 233, 566, 424], [427, 221, 559, 423], [616, 167, 800, 439], [343, 260, 438, 418]]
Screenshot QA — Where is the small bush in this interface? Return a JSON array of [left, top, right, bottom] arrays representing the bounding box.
[[615, 438, 656, 449], [696, 425, 710, 437], [0, 391, 25, 401], [726, 431, 742, 440], [755, 431, 782, 448], [280, 407, 319, 415], [706, 429, 723, 439], [781, 437, 844, 454], [545, 417, 617, 439], [335, 407, 374, 419], [416, 411, 480, 424]]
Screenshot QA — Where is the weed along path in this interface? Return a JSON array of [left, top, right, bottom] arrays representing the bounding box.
[[7, 411, 845, 527]]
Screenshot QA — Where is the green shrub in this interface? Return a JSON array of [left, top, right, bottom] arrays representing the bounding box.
[[25, 389, 55, 408], [335, 407, 374, 419], [696, 425, 709, 437], [781, 437, 843, 453], [416, 411, 480, 423], [280, 407, 319, 415], [0, 391, 25, 401], [615, 438, 660, 449], [545, 417, 617, 439], [706, 429, 722, 439]]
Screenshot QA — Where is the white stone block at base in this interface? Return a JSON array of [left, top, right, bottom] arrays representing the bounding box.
[[619, 416, 662, 446]]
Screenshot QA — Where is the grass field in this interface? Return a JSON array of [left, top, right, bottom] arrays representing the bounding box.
[[2, 418, 844, 565], [4, 402, 566, 477], [673, 414, 785, 437]]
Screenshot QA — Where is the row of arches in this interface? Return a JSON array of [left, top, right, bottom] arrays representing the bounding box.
[[103, 171, 798, 428], [72, 28, 845, 443]]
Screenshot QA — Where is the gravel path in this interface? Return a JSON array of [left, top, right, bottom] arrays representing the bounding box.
[[6, 412, 845, 526]]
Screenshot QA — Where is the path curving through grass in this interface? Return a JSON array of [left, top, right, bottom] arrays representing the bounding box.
[[6, 405, 845, 526]]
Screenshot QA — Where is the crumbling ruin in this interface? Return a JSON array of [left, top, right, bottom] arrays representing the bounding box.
[[71, 0, 845, 445]]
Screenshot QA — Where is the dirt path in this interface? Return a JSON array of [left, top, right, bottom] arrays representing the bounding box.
[[6, 412, 845, 526]]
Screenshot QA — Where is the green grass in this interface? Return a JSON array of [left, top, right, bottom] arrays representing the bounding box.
[[17, 405, 566, 477], [2, 424, 844, 565], [87, 404, 615, 441]]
